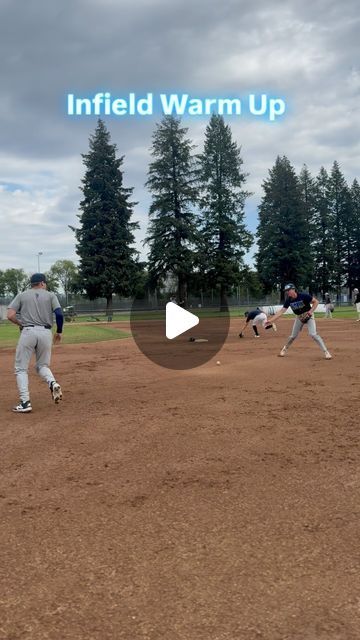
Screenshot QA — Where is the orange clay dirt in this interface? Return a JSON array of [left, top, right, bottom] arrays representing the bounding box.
[[1, 318, 360, 640]]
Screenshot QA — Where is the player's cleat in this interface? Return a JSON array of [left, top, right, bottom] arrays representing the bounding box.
[[12, 400, 32, 413], [324, 351, 332, 360], [279, 346, 287, 357], [254, 334, 260, 338], [50, 381, 62, 404], [272, 323, 277, 332]]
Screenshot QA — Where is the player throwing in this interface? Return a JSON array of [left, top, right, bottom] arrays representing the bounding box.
[[266, 283, 332, 359], [7, 273, 64, 413], [239, 307, 277, 338]]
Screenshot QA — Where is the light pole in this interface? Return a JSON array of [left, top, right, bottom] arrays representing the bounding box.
[[37, 252, 43, 272]]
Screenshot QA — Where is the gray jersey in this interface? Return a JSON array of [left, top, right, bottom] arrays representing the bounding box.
[[8, 289, 61, 327]]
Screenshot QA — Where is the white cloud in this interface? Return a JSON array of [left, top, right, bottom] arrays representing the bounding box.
[[0, 0, 359, 272]]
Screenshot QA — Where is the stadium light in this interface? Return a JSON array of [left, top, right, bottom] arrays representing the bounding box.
[[37, 252, 43, 272]]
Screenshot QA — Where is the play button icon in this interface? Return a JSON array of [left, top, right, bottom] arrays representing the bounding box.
[[166, 302, 199, 339], [130, 295, 230, 370]]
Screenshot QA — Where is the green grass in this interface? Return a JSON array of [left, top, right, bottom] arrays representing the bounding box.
[[72, 305, 356, 322], [0, 306, 355, 349], [0, 324, 130, 349]]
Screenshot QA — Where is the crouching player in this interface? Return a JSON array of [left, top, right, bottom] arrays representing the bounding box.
[[266, 284, 332, 359], [239, 307, 277, 338]]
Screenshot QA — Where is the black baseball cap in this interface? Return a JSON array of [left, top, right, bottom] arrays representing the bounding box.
[[30, 273, 47, 284]]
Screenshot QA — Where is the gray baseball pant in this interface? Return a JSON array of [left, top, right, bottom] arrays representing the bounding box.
[[285, 317, 328, 352], [15, 327, 56, 402], [324, 305, 333, 318]]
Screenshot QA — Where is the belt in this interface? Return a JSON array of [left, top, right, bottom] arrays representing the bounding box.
[[24, 325, 52, 329]]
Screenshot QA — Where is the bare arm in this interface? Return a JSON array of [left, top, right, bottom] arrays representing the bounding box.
[[53, 333, 62, 344], [267, 307, 287, 324], [310, 297, 319, 313], [7, 308, 22, 328], [239, 320, 249, 334]]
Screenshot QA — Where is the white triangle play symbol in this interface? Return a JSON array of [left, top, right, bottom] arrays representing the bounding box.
[[166, 302, 199, 340]]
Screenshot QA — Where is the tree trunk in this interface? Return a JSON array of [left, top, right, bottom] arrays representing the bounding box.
[[279, 284, 285, 304], [220, 284, 228, 312], [178, 277, 187, 307], [106, 295, 113, 319]]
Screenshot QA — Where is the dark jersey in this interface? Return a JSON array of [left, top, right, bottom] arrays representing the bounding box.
[[283, 292, 312, 316], [245, 308, 262, 323], [355, 293, 360, 304], [324, 295, 331, 304]]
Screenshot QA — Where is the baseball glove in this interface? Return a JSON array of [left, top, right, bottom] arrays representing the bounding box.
[[299, 312, 312, 324]]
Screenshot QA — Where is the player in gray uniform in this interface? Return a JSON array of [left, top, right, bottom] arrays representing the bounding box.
[[7, 273, 64, 413]]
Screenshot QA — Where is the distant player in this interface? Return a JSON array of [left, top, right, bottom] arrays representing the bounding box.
[[323, 293, 334, 319], [239, 307, 277, 338], [7, 273, 64, 413], [266, 283, 332, 359], [353, 288, 360, 321]]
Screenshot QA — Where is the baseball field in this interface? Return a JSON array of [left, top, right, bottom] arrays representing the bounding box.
[[1, 316, 359, 640]]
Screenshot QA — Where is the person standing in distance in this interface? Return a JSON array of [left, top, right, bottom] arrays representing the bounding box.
[[266, 283, 332, 359], [7, 273, 64, 413], [353, 288, 360, 321], [324, 293, 334, 319]]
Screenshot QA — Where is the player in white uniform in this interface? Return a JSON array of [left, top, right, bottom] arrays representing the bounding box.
[[239, 307, 277, 338]]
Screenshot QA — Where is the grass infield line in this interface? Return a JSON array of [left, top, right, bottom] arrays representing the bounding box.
[[0, 309, 355, 349], [67, 306, 356, 323], [0, 324, 130, 349]]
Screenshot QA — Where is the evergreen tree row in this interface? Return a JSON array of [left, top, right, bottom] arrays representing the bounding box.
[[146, 115, 252, 310], [73, 116, 252, 311], [72, 118, 359, 309], [256, 157, 360, 300]]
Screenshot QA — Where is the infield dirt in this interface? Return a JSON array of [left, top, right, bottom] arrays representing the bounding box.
[[1, 318, 359, 640]]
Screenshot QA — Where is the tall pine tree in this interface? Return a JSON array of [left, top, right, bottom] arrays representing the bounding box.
[[256, 156, 310, 300], [349, 179, 360, 292], [197, 114, 252, 311], [298, 165, 317, 291], [72, 119, 140, 315], [145, 116, 197, 304], [312, 167, 335, 296], [327, 161, 350, 300]]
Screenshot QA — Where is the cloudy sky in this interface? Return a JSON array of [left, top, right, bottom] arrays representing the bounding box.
[[0, 0, 359, 275]]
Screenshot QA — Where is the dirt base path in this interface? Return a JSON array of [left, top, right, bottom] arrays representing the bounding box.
[[1, 319, 359, 639]]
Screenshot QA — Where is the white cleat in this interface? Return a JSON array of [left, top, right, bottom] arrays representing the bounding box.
[[50, 382, 63, 404], [324, 351, 332, 360], [279, 346, 287, 357], [12, 400, 32, 413]]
